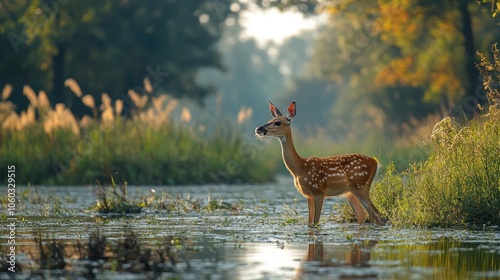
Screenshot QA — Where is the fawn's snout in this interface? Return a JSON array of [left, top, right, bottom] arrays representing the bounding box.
[[255, 125, 269, 136]]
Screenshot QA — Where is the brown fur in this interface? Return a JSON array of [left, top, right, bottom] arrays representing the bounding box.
[[256, 101, 382, 226]]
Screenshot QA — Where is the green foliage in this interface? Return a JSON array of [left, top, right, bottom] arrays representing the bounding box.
[[0, 79, 277, 186], [369, 163, 411, 226], [206, 199, 234, 211], [367, 46, 500, 227], [91, 179, 244, 215], [139, 191, 203, 213], [370, 113, 500, 227], [307, 0, 500, 139], [92, 177, 142, 214], [0, 119, 277, 185], [0, 0, 240, 108]]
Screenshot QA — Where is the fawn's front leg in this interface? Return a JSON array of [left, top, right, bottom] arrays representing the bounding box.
[[307, 195, 325, 226], [312, 195, 324, 225], [307, 197, 315, 226]]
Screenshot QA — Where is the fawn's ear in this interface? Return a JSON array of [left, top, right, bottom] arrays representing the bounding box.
[[268, 101, 282, 117], [287, 101, 296, 120]]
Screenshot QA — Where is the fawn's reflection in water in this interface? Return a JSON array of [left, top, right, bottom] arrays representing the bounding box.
[[296, 230, 379, 279]]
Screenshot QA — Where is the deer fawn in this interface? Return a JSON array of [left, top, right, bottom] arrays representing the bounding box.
[[255, 101, 382, 226]]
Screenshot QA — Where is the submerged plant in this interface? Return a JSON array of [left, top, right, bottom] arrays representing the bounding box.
[[92, 177, 142, 214]]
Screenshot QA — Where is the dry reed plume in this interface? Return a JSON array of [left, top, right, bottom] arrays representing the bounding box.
[[0, 79, 190, 135], [64, 78, 83, 98], [181, 107, 191, 122], [143, 77, 153, 94], [2, 84, 12, 100], [237, 106, 253, 124], [1, 77, 257, 137]]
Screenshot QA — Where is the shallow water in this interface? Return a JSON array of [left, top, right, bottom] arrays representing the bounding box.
[[2, 178, 500, 279]]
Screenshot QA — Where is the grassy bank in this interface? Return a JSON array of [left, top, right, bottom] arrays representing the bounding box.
[[371, 113, 500, 227], [0, 82, 277, 185], [366, 45, 500, 227], [1, 120, 276, 185]]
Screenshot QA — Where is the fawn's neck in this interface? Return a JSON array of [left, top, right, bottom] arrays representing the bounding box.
[[278, 130, 304, 176]]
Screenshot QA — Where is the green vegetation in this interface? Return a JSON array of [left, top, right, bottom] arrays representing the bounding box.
[[91, 177, 243, 215], [92, 177, 142, 214], [1, 1, 499, 227], [0, 83, 278, 185], [364, 46, 500, 227], [1, 120, 276, 185], [0, 1, 239, 104], [277, 0, 499, 134]]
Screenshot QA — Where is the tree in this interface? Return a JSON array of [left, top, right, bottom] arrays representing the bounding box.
[[0, 0, 240, 114], [255, 0, 499, 131], [305, 0, 500, 137]]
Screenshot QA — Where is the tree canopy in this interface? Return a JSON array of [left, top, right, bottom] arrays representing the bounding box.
[[0, 0, 239, 113], [273, 0, 500, 137], [1, 0, 499, 131]]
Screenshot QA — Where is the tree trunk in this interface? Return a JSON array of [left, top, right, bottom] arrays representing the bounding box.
[[453, 0, 485, 120], [52, 43, 66, 105]]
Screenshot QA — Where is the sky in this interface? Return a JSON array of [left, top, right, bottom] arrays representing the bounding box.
[[240, 7, 321, 45]]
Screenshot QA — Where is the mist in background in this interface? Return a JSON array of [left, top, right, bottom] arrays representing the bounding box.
[[1, 0, 500, 181]]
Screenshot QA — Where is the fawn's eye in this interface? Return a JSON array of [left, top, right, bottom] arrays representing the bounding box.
[[275, 121, 282, 126]]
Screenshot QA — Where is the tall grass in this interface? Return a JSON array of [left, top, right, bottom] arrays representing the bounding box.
[[292, 122, 433, 173], [368, 45, 500, 227], [0, 80, 277, 185]]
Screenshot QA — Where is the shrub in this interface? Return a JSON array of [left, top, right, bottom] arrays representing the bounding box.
[[367, 45, 500, 227]]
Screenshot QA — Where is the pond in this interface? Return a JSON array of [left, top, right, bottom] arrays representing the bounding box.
[[2, 177, 500, 279]]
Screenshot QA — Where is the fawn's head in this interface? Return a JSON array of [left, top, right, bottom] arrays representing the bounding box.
[[255, 101, 296, 138]]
